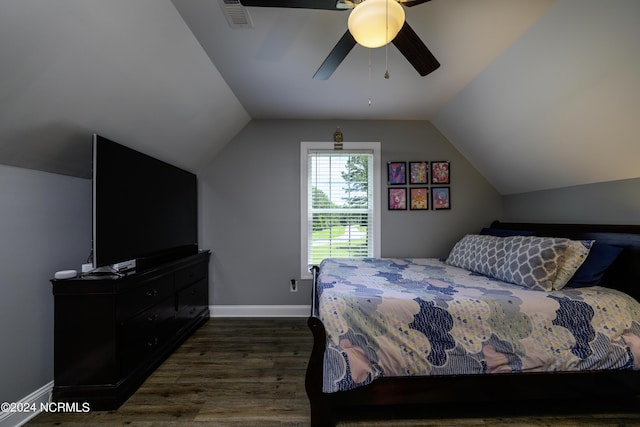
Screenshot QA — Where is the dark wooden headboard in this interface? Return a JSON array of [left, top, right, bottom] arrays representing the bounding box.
[[491, 221, 640, 302]]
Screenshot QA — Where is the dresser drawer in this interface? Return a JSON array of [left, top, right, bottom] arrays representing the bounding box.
[[118, 275, 174, 320], [120, 297, 175, 374], [175, 262, 208, 290], [176, 278, 208, 325]]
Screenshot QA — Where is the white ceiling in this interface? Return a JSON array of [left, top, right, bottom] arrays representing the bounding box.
[[1, 0, 639, 195], [171, 0, 556, 120]]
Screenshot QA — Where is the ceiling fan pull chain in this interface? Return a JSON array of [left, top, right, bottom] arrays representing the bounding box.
[[385, 0, 390, 79], [385, 44, 390, 79], [368, 49, 373, 106]]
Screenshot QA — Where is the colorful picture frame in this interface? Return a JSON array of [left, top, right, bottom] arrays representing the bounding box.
[[432, 187, 451, 210], [431, 161, 450, 184], [388, 187, 407, 210], [387, 162, 407, 185], [410, 187, 429, 210], [409, 161, 429, 184]]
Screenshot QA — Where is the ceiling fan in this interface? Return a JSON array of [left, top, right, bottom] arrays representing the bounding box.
[[239, 0, 440, 80]]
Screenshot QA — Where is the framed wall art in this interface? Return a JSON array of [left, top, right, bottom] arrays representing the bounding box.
[[432, 187, 450, 210], [387, 162, 407, 185], [388, 187, 407, 210], [409, 161, 428, 184], [431, 161, 450, 184], [410, 187, 429, 210]]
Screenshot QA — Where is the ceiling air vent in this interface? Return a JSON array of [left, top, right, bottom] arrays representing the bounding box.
[[219, 0, 254, 29]]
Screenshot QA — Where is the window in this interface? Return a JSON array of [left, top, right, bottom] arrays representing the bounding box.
[[300, 141, 381, 278]]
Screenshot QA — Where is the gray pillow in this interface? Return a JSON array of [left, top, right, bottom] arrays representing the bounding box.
[[446, 234, 505, 278], [494, 236, 569, 291], [447, 234, 569, 291]]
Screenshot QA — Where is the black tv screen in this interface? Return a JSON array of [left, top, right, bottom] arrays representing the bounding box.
[[92, 134, 198, 269]]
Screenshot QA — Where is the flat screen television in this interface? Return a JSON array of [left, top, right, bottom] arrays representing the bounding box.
[[92, 134, 198, 271]]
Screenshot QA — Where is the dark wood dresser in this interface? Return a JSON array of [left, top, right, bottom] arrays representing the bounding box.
[[51, 251, 210, 410]]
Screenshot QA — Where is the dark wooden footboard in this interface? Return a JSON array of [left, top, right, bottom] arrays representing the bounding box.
[[305, 265, 336, 426], [305, 222, 640, 426], [305, 317, 334, 426]]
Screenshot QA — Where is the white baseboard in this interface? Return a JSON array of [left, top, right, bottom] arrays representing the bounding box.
[[0, 381, 53, 427], [210, 305, 310, 318]]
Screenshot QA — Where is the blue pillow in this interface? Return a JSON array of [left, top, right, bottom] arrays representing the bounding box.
[[480, 227, 535, 237], [565, 242, 624, 288]]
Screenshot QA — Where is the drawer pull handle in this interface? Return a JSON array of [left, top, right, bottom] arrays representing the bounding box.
[[147, 314, 159, 322], [147, 337, 158, 347], [146, 289, 158, 297]]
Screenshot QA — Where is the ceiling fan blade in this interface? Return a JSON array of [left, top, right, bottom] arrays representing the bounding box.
[[239, 0, 341, 10], [392, 22, 440, 76], [313, 30, 357, 80], [400, 0, 432, 7]]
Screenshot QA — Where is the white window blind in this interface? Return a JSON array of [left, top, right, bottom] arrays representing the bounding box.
[[300, 142, 380, 277]]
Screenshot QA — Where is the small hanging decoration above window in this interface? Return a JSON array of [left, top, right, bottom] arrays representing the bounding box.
[[333, 126, 343, 150]]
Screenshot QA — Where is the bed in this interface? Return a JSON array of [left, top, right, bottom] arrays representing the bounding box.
[[305, 221, 640, 426]]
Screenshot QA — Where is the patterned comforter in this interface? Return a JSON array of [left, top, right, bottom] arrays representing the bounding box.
[[318, 258, 640, 393]]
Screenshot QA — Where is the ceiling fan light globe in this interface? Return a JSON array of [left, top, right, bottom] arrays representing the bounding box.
[[348, 0, 405, 48]]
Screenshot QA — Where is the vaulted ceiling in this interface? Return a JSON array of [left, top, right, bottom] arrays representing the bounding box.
[[1, 0, 639, 194], [171, 0, 555, 120], [0, 0, 250, 177]]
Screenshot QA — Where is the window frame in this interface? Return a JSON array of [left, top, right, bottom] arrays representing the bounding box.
[[300, 141, 381, 279]]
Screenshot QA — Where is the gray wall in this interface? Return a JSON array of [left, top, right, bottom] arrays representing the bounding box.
[[0, 165, 91, 404], [4, 120, 637, 405], [503, 177, 640, 224], [200, 119, 502, 306]]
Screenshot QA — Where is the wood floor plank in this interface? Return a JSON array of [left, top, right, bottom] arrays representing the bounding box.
[[28, 318, 640, 426]]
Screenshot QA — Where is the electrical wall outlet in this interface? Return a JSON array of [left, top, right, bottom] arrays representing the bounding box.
[[290, 279, 298, 292]]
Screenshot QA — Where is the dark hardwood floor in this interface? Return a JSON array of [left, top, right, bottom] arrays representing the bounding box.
[[29, 318, 640, 426]]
